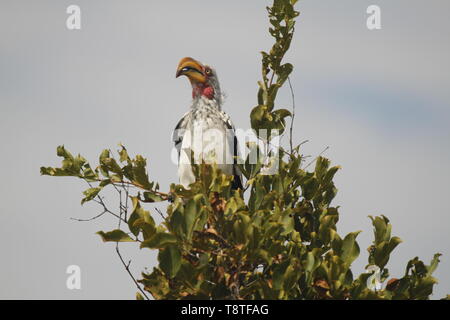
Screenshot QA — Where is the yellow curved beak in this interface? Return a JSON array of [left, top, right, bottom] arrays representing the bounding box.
[[176, 57, 206, 84]]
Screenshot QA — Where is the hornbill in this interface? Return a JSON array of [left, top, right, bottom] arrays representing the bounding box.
[[173, 57, 243, 190]]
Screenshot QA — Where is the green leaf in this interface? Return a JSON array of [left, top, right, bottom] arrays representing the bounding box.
[[57, 145, 74, 160], [369, 215, 391, 244], [250, 105, 268, 130], [40, 166, 70, 177], [183, 199, 198, 239], [340, 231, 361, 266], [82, 165, 98, 181], [276, 63, 293, 86], [280, 210, 294, 235], [410, 276, 438, 299], [315, 156, 330, 181], [158, 245, 181, 278], [136, 292, 145, 300], [98, 149, 111, 177], [301, 176, 319, 200], [81, 187, 101, 205], [304, 251, 318, 273], [142, 191, 164, 203], [372, 236, 402, 270], [127, 197, 156, 238], [428, 253, 442, 276], [99, 179, 111, 187], [103, 158, 122, 175], [272, 108, 291, 120], [119, 144, 131, 163], [40, 146, 87, 177], [323, 166, 341, 185], [139, 268, 170, 299], [141, 232, 177, 249], [272, 260, 290, 291], [132, 155, 152, 190], [97, 229, 134, 242]]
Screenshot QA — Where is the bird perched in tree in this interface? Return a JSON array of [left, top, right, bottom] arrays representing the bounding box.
[[173, 57, 243, 190]]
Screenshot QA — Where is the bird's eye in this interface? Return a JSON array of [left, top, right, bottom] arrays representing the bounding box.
[[205, 68, 212, 76]]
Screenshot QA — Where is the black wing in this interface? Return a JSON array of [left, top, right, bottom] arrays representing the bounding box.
[[222, 113, 243, 190], [172, 112, 189, 162]]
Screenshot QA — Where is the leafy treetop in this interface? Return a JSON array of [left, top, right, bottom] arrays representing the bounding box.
[[40, 0, 444, 300]]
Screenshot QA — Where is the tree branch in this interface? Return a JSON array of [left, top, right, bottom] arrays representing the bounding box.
[[115, 242, 150, 300], [288, 76, 296, 154]]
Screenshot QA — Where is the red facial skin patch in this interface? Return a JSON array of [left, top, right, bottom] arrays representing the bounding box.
[[202, 86, 214, 99], [192, 83, 215, 100]]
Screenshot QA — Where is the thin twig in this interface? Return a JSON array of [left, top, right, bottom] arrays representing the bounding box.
[[108, 179, 169, 199], [155, 207, 167, 222], [115, 242, 150, 300], [70, 210, 107, 222], [287, 76, 296, 154], [304, 146, 330, 169], [81, 175, 169, 199], [95, 196, 127, 224], [85, 181, 127, 224], [123, 182, 129, 222], [118, 188, 123, 229]]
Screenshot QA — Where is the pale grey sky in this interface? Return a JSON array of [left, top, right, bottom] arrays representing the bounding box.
[[0, 0, 449, 299]]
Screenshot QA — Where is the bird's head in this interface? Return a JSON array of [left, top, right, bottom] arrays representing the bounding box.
[[176, 57, 221, 102]]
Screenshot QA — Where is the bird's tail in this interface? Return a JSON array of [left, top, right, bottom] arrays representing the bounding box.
[[232, 174, 243, 190]]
